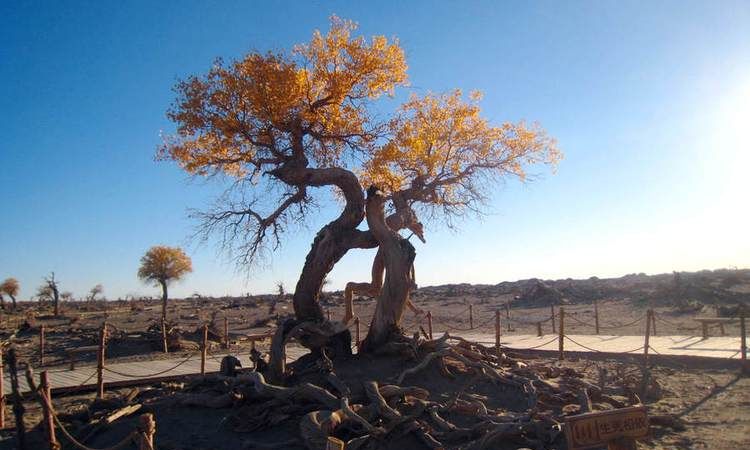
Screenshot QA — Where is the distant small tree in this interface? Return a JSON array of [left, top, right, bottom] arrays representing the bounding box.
[[88, 284, 104, 301], [43, 272, 61, 315], [276, 282, 286, 297], [61, 291, 74, 302], [0, 278, 20, 310], [138, 246, 193, 321]]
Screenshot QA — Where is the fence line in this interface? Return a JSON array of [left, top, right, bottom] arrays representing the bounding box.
[[2, 303, 745, 401]]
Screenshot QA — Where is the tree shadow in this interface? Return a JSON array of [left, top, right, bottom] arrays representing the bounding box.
[[678, 373, 743, 418]]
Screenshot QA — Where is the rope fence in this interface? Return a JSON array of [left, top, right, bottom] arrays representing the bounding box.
[[0, 303, 745, 421]]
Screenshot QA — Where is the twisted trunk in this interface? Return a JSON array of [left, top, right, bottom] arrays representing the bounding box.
[[361, 186, 416, 351], [267, 164, 365, 380], [269, 163, 366, 321]]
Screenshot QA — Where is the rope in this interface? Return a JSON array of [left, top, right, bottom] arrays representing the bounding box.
[[505, 336, 559, 350], [563, 335, 602, 353], [34, 386, 139, 450], [567, 315, 595, 327], [653, 313, 700, 330], [599, 314, 647, 329], [508, 316, 551, 326], [563, 334, 646, 354], [74, 369, 98, 388], [103, 352, 196, 378]]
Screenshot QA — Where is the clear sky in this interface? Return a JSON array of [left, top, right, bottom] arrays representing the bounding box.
[[2, 1, 749, 301]]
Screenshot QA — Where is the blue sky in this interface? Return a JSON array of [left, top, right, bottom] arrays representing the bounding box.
[[2, 1, 749, 301]]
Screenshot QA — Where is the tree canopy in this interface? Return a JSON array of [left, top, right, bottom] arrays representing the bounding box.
[[0, 278, 19, 297], [138, 246, 193, 286]]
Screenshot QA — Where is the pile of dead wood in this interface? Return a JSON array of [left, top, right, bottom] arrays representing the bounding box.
[[163, 332, 667, 450]]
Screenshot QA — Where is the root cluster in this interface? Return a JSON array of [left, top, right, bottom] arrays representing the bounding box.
[[169, 332, 652, 450]]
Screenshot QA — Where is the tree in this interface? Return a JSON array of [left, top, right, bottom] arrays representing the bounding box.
[[61, 291, 74, 302], [160, 17, 559, 364], [137, 246, 193, 321], [0, 278, 20, 310], [88, 284, 104, 301], [41, 273, 61, 315]]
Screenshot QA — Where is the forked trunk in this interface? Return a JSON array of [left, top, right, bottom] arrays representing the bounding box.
[[361, 186, 416, 351], [160, 280, 168, 322], [10, 295, 16, 310], [53, 290, 59, 316]]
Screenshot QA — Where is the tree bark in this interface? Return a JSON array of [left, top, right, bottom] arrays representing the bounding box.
[[160, 280, 168, 322], [10, 295, 16, 310], [274, 166, 366, 321], [361, 186, 416, 351]]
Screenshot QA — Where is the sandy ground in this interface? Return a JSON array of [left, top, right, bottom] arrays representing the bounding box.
[[0, 293, 747, 449]]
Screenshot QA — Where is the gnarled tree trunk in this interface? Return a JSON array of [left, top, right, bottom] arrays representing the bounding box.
[[268, 164, 366, 380], [361, 186, 416, 351]]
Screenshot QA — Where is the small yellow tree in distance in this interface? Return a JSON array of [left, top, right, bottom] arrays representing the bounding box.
[[0, 277, 20, 310], [138, 246, 193, 321]]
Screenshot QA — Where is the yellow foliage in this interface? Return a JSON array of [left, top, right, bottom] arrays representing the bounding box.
[[360, 90, 560, 206], [0, 277, 19, 297], [138, 246, 193, 285], [161, 16, 408, 174]]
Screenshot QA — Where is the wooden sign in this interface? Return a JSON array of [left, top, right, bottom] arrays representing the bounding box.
[[565, 405, 649, 450]]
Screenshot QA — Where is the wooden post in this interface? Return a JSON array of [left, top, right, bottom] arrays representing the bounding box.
[[740, 308, 747, 373], [551, 305, 556, 333], [643, 309, 652, 366], [702, 321, 709, 340], [426, 311, 433, 340], [537, 321, 543, 337], [495, 310, 501, 355], [223, 317, 229, 349], [651, 312, 657, 336], [39, 325, 46, 366], [354, 316, 361, 353], [469, 304, 474, 329], [161, 319, 168, 354], [201, 324, 208, 375], [39, 371, 58, 450], [8, 348, 27, 449], [594, 299, 600, 335], [558, 307, 565, 360], [0, 349, 4, 429], [97, 324, 106, 398]]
